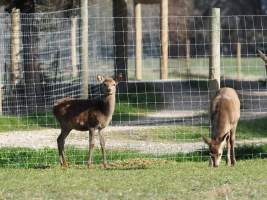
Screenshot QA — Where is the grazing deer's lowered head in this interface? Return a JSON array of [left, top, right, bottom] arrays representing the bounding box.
[[203, 87, 240, 167], [53, 73, 123, 169]]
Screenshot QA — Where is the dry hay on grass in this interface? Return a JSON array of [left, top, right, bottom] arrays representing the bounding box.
[[107, 158, 174, 170]]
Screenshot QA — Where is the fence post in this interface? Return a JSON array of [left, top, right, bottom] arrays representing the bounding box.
[[160, 0, 168, 80], [135, 1, 142, 80], [186, 39, 191, 78], [11, 8, 21, 84], [209, 8, 220, 99], [81, 0, 89, 99], [236, 42, 241, 80], [71, 16, 78, 78]]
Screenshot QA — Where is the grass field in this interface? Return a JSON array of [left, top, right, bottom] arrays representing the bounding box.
[[0, 158, 266, 199], [0, 145, 266, 199]]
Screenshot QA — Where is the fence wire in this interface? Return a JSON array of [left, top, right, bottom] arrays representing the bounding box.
[[0, 8, 266, 167]]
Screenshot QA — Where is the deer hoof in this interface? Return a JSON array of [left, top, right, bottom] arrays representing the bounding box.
[[87, 164, 93, 169], [226, 160, 231, 166], [231, 159, 236, 166], [103, 163, 109, 169], [62, 161, 69, 168]]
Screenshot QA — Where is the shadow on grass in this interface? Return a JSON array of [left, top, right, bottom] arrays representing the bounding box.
[[237, 117, 267, 138], [0, 144, 266, 169], [169, 144, 267, 162]]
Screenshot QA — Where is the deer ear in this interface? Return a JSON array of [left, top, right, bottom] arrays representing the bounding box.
[[202, 135, 211, 145], [115, 73, 123, 83], [97, 75, 104, 82]]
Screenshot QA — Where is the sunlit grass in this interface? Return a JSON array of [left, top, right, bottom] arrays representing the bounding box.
[[0, 150, 266, 199]]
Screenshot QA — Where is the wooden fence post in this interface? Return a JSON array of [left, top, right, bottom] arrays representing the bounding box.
[[81, 0, 89, 99], [71, 16, 78, 78], [0, 73, 2, 115], [186, 39, 191, 78], [236, 42, 241, 80], [209, 8, 220, 99], [135, 1, 142, 80], [160, 0, 168, 80], [11, 8, 21, 84]]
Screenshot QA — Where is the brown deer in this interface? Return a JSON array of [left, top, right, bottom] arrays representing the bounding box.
[[53, 74, 122, 169], [203, 87, 240, 167]]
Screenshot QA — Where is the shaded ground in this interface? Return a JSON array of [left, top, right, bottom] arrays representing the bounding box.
[[117, 80, 267, 126]]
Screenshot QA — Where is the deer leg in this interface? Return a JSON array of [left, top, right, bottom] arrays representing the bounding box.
[[99, 129, 108, 169], [226, 134, 231, 166], [230, 127, 237, 166], [57, 128, 71, 167], [87, 129, 95, 169]]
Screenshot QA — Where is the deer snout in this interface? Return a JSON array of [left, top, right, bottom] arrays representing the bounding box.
[[107, 88, 113, 94]]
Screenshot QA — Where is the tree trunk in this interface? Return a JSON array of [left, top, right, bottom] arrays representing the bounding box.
[[6, 0, 44, 114], [113, 0, 128, 81], [21, 15, 44, 113]]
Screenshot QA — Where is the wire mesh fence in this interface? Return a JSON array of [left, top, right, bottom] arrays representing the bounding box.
[[0, 6, 266, 168]]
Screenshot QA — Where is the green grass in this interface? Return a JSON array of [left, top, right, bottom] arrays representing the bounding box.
[[110, 117, 267, 142], [113, 83, 163, 121], [0, 113, 57, 131], [0, 157, 266, 199], [0, 145, 266, 169], [127, 57, 266, 80], [0, 145, 266, 199], [237, 117, 267, 138]]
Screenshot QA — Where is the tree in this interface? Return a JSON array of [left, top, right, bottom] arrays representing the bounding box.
[[168, 0, 194, 57], [113, 0, 128, 81]]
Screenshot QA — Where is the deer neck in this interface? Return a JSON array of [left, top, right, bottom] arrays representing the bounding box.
[[103, 94, 116, 116]]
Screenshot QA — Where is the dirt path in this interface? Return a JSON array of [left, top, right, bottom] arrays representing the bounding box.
[[0, 128, 266, 155]]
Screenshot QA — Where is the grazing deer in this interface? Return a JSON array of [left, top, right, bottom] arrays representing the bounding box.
[[53, 74, 122, 169], [203, 87, 240, 167]]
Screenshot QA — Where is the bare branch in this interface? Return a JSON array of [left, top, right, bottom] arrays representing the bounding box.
[[257, 49, 267, 63]]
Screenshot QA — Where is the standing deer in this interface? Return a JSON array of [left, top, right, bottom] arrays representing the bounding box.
[[53, 74, 122, 169], [203, 87, 240, 167]]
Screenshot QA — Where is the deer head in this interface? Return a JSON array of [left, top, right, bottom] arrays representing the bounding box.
[[97, 73, 123, 96], [202, 134, 228, 167]]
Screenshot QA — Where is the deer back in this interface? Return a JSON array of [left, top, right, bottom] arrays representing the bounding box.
[[210, 87, 240, 139]]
